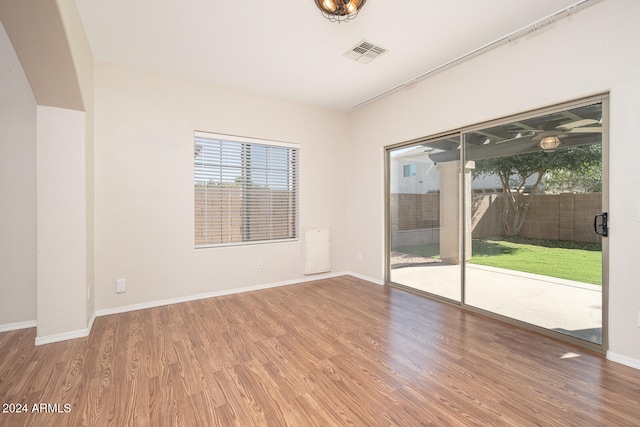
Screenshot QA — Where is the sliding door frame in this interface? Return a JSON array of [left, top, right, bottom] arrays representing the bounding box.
[[384, 131, 464, 304], [385, 93, 609, 354]]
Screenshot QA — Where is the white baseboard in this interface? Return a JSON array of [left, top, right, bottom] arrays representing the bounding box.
[[96, 271, 351, 317], [87, 311, 96, 334], [347, 271, 385, 286], [35, 312, 96, 346], [607, 351, 640, 370], [0, 320, 37, 333], [36, 326, 91, 345]]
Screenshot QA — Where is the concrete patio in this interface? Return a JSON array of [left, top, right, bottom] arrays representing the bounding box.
[[390, 263, 602, 344]]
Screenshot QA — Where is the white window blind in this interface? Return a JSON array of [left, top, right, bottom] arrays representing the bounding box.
[[194, 132, 299, 248]]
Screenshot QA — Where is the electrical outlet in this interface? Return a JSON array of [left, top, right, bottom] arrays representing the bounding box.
[[637, 310, 640, 328], [357, 252, 363, 261], [257, 260, 263, 269], [116, 278, 127, 294], [87, 286, 90, 301]]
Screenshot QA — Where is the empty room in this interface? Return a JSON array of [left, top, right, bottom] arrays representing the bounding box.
[[2, 0, 640, 425]]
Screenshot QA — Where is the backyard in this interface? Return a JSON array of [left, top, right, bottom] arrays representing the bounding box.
[[393, 236, 602, 285]]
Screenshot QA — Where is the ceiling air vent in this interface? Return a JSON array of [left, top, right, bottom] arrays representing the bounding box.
[[343, 40, 387, 64]]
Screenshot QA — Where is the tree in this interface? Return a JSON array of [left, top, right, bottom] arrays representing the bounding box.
[[473, 144, 601, 236], [544, 158, 602, 193]]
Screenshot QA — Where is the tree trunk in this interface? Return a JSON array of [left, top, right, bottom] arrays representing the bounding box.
[[501, 171, 545, 236]]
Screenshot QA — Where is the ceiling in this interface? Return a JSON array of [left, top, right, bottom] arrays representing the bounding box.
[[426, 101, 603, 163], [75, 0, 588, 112]]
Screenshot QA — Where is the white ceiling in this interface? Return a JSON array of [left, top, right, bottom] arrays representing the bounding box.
[[75, 0, 586, 112]]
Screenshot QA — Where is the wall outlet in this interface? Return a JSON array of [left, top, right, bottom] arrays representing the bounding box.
[[116, 278, 127, 294], [357, 252, 363, 261], [257, 260, 263, 269], [637, 310, 640, 328], [87, 286, 90, 301]]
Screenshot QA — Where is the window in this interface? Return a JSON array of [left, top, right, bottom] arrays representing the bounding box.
[[194, 132, 299, 247], [403, 163, 417, 177]]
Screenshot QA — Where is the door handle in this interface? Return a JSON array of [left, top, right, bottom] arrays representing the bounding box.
[[594, 212, 608, 237]]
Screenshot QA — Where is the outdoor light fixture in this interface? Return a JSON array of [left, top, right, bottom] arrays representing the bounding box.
[[314, 0, 367, 23], [539, 136, 561, 152]]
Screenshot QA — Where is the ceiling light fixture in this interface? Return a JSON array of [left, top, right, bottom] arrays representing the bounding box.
[[539, 136, 561, 152], [314, 0, 367, 23]]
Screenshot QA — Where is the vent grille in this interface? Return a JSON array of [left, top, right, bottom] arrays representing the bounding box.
[[344, 40, 387, 64]]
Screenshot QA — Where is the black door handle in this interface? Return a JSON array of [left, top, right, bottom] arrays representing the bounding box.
[[594, 212, 608, 237]]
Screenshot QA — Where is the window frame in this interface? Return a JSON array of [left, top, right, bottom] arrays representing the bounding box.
[[194, 131, 299, 249], [403, 163, 417, 177]]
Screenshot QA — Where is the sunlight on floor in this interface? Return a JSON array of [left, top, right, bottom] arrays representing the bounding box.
[[560, 352, 581, 359]]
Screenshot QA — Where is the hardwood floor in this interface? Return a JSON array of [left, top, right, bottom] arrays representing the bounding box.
[[1, 275, 640, 426]]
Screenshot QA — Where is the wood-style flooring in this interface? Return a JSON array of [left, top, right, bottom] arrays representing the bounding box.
[[1, 275, 640, 426]]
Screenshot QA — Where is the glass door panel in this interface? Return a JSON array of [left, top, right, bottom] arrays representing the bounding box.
[[388, 136, 462, 302], [463, 102, 605, 345]]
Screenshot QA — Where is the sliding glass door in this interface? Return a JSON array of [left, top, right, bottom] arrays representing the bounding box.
[[463, 100, 606, 345], [386, 96, 608, 349], [388, 136, 462, 302]]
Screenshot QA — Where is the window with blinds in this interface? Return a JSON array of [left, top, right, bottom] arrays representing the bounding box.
[[194, 132, 299, 248]]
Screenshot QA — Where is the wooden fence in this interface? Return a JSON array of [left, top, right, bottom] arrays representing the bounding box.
[[195, 186, 296, 246], [393, 192, 602, 245]]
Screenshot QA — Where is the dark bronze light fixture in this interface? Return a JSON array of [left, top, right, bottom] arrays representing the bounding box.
[[314, 0, 367, 23]]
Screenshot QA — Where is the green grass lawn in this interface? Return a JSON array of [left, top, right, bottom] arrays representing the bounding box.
[[395, 237, 602, 285]]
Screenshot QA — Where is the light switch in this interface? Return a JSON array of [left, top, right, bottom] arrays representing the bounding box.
[[116, 278, 126, 293]]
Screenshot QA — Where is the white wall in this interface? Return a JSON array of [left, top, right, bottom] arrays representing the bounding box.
[[0, 0, 95, 343], [0, 21, 36, 329], [36, 106, 89, 341], [94, 60, 350, 311], [56, 0, 95, 326], [348, 0, 640, 365]]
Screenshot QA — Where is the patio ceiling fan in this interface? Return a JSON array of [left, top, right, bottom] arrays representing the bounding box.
[[527, 118, 601, 139], [430, 113, 603, 163], [497, 118, 602, 151]]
